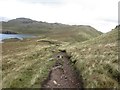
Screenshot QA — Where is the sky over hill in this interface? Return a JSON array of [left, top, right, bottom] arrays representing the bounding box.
[[0, 0, 119, 33]]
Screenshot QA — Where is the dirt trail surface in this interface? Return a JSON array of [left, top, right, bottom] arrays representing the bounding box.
[[41, 51, 83, 89]]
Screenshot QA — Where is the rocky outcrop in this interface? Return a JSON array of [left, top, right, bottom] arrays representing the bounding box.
[[2, 31, 18, 34], [2, 38, 22, 42]]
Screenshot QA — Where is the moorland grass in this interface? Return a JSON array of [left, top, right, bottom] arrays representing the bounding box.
[[2, 39, 59, 88], [63, 28, 119, 88]]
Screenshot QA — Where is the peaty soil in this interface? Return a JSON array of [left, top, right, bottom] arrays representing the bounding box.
[[41, 51, 83, 89]]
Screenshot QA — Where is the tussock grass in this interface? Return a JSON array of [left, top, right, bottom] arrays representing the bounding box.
[[2, 25, 119, 88], [2, 39, 59, 88], [64, 28, 119, 88]]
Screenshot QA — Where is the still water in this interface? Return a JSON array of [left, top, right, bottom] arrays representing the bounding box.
[[0, 34, 35, 41]]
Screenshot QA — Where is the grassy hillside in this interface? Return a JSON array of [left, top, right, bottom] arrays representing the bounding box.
[[2, 18, 102, 42], [2, 38, 62, 88], [59, 26, 119, 88], [2, 25, 119, 88], [3, 18, 120, 88]]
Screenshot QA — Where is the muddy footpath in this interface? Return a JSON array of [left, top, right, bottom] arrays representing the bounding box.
[[41, 51, 84, 89]]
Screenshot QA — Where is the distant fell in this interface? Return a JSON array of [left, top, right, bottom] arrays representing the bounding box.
[[2, 18, 102, 42]]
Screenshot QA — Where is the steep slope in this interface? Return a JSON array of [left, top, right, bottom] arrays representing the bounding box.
[[2, 18, 102, 42], [59, 26, 119, 88]]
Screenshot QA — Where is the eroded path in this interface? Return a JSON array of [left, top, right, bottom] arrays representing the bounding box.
[[41, 51, 83, 89]]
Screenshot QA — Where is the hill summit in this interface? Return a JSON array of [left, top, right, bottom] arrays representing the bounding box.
[[2, 18, 102, 42]]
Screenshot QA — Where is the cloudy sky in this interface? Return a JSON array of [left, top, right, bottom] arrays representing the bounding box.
[[0, 0, 119, 33]]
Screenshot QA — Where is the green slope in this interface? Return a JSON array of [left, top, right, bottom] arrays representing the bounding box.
[[2, 18, 102, 42], [2, 18, 118, 88], [61, 26, 119, 88]]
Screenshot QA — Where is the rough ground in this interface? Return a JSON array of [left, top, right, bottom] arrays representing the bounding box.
[[41, 51, 83, 89]]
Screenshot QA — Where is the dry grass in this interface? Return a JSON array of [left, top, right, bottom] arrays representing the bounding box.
[[2, 27, 119, 88], [2, 38, 60, 88], [63, 29, 119, 88]]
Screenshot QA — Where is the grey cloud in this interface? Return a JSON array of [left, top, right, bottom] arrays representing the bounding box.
[[103, 19, 118, 23], [17, 0, 65, 5], [98, 18, 118, 23], [0, 16, 10, 21]]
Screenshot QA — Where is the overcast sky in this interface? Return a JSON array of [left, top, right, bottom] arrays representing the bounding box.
[[0, 0, 119, 33]]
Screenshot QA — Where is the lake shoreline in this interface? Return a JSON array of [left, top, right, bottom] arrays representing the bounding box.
[[1, 31, 18, 34], [0, 34, 36, 42]]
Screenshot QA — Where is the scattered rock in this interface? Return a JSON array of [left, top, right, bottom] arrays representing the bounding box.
[[2, 30, 18, 34], [42, 52, 83, 88], [53, 80, 57, 85], [59, 49, 66, 52], [48, 58, 54, 61], [2, 38, 22, 42]]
